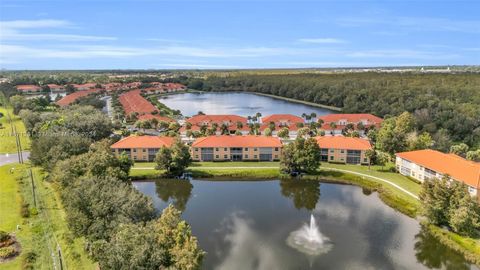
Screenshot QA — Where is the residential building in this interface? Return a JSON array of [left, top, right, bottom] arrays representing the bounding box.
[[180, 115, 249, 137], [137, 114, 175, 123], [315, 136, 372, 165], [396, 149, 480, 196], [111, 136, 175, 162], [47, 84, 65, 92], [318, 113, 383, 136], [191, 135, 282, 161], [260, 114, 305, 138], [119, 89, 158, 115], [16, 85, 42, 93], [72, 83, 97, 91], [56, 89, 99, 106]]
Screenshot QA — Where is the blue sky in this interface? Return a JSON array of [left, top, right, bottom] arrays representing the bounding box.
[[0, 0, 479, 69]]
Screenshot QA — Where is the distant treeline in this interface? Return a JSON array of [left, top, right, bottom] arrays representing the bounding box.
[[185, 73, 480, 148]]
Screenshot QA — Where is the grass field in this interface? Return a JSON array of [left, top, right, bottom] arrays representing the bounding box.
[[0, 106, 30, 154], [0, 163, 95, 269]]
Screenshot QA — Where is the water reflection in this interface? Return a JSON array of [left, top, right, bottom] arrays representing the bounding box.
[[154, 179, 192, 211], [415, 226, 471, 270], [280, 179, 320, 211], [135, 179, 478, 270]]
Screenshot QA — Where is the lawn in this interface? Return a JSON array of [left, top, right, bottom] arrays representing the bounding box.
[[320, 163, 421, 195], [0, 164, 95, 269], [0, 106, 30, 154]]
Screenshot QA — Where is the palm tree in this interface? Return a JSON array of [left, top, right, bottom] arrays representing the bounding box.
[[256, 112, 262, 122], [301, 113, 307, 121]]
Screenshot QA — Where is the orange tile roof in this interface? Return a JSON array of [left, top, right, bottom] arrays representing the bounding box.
[[187, 115, 248, 125], [16, 85, 42, 91], [319, 113, 383, 125], [192, 135, 282, 148], [72, 83, 97, 89], [262, 114, 304, 124], [137, 114, 175, 122], [111, 136, 175, 149], [47, 84, 63, 89], [119, 89, 157, 114], [396, 149, 480, 188], [56, 89, 99, 106], [315, 136, 372, 151]]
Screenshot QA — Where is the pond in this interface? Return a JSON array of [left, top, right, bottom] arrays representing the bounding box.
[[134, 179, 478, 270], [159, 92, 334, 117]]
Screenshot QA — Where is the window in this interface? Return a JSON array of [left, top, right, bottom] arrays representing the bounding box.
[[254, 155, 258, 159], [142, 149, 146, 152], [195, 155, 199, 159], [275, 147, 279, 151], [330, 149, 334, 153], [364, 158, 368, 163], [245, 155, 249, 158], [254, 148, 258, 151], [244, 148, 248, 151], [340, 150, 344, 154], [224, 155, 228, 158], [216, 155, 219, 158], [224, 148, 227, 151], [216, 148, 219, 151], [346, 150, 361, 164], [201, 148, 214, 161], [195, 148, 198, 152], [133, 149, 137, 152], [329, 156, 334, 160], [274, 155, 278, 158]]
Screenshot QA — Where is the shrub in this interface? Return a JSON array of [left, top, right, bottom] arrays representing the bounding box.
[[0, 246, 18, 259], [22, 251, 37, 270], [0, 231, 10, 242], [20, 202, 30, 218]]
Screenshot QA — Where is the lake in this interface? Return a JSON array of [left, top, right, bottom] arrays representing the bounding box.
[[134, 179, 478, 270], [159, 92, 334, 117]]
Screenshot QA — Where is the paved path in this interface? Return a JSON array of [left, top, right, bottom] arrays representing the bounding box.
[[0, 152, 30, 166], [321, 167, 419, 200]]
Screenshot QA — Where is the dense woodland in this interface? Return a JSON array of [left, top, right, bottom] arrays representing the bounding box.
[[186, 73, 480, 149]]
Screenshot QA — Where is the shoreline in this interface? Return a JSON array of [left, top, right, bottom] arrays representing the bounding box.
[[250, 92, 343, 112]]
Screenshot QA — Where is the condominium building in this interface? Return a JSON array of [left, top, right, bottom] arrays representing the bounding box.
[[260, 114, 305, 138], [191, 135, 282, 161], [318, 113, 383, 136], [16, 85, 42, 93], [315, 136, 372, 165], [111, 136, 175, 162], [396, 149, 480, 196], [180, 115, 250, 137]]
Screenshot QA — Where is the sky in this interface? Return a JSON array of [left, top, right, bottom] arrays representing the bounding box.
[[0, 0, 479, 70]]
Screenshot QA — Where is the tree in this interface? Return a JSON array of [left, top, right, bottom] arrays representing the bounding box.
[[280, 137, 321, 175], [297, 127, 310, 138], [449, 195, 480, 237], [450, 143, 469, 157], [220, 123, 229, 135], [365, 149, 376, 170], [409, 132, 434, 150], [236, 121, 243, 130], [155, 139, 192, 177], [466, 150, 480, 162], [93, 205, 204, 270], [419, 177, 451, 226], [63, 176, 156, 241], [375, 150, 390, 171], [264, 127, 272, 136], [394, 111, 415, 134], [277, 127, 289, 139]]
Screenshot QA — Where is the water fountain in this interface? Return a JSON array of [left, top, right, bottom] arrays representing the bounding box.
[[287, 214, 333, 256]]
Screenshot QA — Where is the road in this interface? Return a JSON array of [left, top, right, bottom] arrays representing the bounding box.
[[0, 152, 30, 166]]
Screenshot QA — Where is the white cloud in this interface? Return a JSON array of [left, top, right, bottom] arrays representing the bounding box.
[[0, 19, 71, 29], [0, 19, 116, 42], [298, 38, 346, 44], [337, 16, 480, 34]]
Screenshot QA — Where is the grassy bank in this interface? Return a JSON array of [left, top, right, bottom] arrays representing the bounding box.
[[0, 164, 95, 269], [252, 92, 343, 112], [0, 106, 30, 154], [425, 223, 480, 265]]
